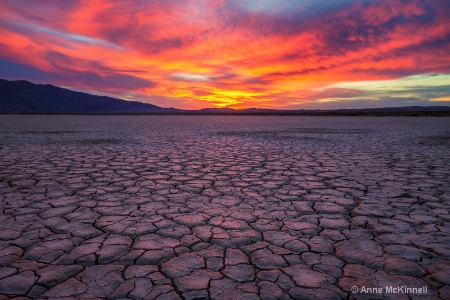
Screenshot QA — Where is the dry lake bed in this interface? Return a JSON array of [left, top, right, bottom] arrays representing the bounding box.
[[0, 115, 449, 299]]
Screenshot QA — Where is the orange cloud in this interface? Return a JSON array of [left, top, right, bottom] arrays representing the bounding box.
[[0, 0, 449, 109]]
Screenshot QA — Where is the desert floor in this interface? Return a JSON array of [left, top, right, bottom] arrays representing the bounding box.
[[0, 115, 449, 299]]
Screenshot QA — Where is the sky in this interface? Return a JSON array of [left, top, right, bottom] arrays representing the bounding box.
[[0, 0, 449, 110]]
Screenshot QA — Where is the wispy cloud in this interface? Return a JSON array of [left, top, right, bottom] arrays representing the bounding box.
[[0, 0, 449, 109], [32, 24, 124, 50], [171, 73, 211, 82]]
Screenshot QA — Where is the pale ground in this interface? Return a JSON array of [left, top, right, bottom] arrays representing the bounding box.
[[0, 115, 449, 299]]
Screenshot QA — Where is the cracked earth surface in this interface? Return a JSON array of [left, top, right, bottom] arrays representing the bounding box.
[[0, 115, 449, 299]]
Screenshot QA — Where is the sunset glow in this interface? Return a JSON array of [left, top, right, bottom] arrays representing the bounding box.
[[1, 0, 449, 109]]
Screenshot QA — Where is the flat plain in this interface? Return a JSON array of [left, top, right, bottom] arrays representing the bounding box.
[[0, 115, 449, 299]]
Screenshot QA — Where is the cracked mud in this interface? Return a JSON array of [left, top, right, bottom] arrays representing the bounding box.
[[0, 115, 449, 299]]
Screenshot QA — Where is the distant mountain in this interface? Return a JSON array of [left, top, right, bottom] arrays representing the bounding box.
[[0, 79, 177, 113], [1, 78, 449, 115], [199, 107, 273, 113], [189, 106, 450, 116], [199, 107, 237, 113]]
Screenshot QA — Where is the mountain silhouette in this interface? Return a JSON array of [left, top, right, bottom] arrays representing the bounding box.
[[0, 79, 176, 113], [1, 78, 449, 115]]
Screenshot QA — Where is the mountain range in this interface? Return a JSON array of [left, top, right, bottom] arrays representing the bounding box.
[[0, 79, 177, 113], [1, 79, 449, 116]]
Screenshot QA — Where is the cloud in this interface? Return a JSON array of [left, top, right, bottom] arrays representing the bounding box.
[[0, 58, 57, 83], [171, 73, 210, 82], [430, 96, 450, 102], [313, 88, 365, 99], [33, 24, 124, 50], [0, 0, 449, 109], [306, 96, 428, 110], [0, 59, 156, 91]]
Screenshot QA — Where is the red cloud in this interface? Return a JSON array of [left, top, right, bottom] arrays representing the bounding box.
[[0, 0, 449, 109]]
